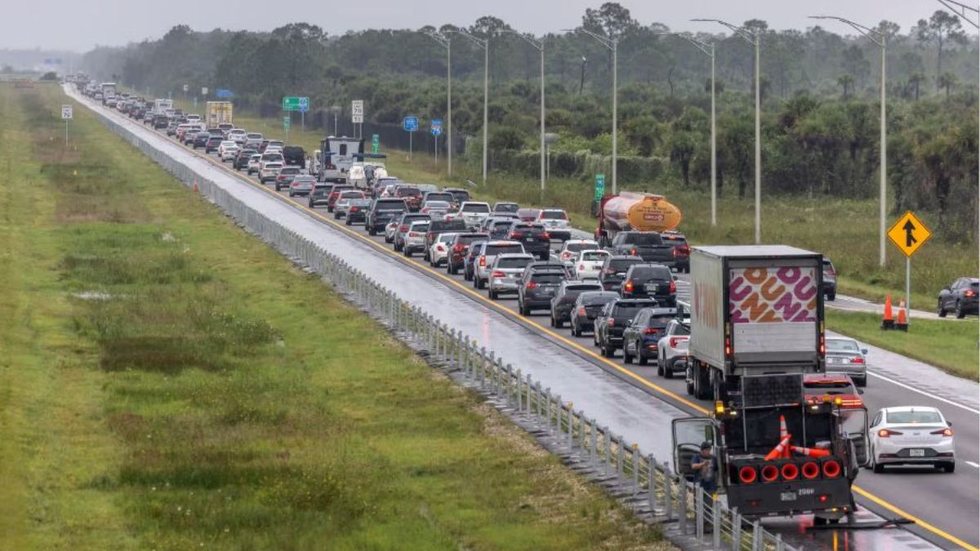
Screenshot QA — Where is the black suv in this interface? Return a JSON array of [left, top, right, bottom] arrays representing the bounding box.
[[308, 186, 330, 208], [622, 307, 678, 365], [205, 135, 224, 153], [594, 298, 658, 357], [569, 291, 619, 337], [550, 281, 604, 328], [367, 198, 408, 236], [423, 219, 467, 262], [518, 266, 567, 315], [599, 255, 644, 291], [504, 222, 552, 260], [448, 233, 490, 275], [621, 264, 676, 305], [234, 149, 257, 170]]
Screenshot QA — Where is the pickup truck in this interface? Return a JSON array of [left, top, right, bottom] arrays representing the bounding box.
[[505, 222, 552, 260], [608, 231, 677, 267]]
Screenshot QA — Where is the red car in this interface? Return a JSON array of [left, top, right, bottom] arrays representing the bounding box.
[[326, 185, 355, 212]]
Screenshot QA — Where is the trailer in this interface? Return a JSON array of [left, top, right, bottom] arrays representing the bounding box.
[[205, 101, 233, 129]]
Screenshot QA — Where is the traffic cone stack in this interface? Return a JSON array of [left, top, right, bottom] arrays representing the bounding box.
[[896, 301, 909, 332], [881, 295, 895, 329], [764, 434, 792, 461], [779, 415, 791, 458]]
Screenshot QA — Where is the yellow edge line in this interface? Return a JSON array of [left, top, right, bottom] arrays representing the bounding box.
[[133, 114, 975, 551], [851, 485, 978, 551]]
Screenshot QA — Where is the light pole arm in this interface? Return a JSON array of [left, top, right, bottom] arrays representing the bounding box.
[[936, 0, 980, 28], [425, 31, 450, 48], [564, 28, 616, 51], [659, 32, 713, 57], [499, 30, 543, 51], [449, 28, 488, 49], [692, 18, 757, 46], [808, 16, 883, 47]]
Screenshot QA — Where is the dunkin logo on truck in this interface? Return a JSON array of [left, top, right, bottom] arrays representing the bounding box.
[[729, 267, 817, 323]]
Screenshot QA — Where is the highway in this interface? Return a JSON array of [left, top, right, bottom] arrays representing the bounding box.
[[70, 86, 979, 551]]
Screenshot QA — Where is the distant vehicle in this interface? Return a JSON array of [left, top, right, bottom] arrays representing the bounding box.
[[480, 217, 518, 240], [428, 232, 459, 267], [332, 191, 366, 219], [274, 166, 302, 191], [282, 145, 306, 169], [594, 298, 658, 357], [622, 307, 678, 365], [317, 136, 363, 182], [458, 202, 492, 230], [473, 241, 526, 289], [516, 208, 540, 222], [422, 219, 467, 262], [259, 162, 283, 184], [218, 140, 240, 161], [620, 264, 676, 305], [205, 134, 224, 153], [823, 257, 838, 301], [825, 337, 869, 387], [402, 220, 431, 258], [246, 154, 263, 175], [487, 253, 535, 300], [420, 200, 452, 220], [447, 233, 490, 275], [550, 281, 604, 328], [503, 222, 552, 260], [394, 185, 424, 212], [660, 231, 691, 273], [607, 231, 677, 267], [343, 198, 372, 226], [424, 191, 457, 206], [656, 318, 690, 378], [288, 175, 316, 197], [366, 198, 408, 236], [233, 149, 257, 170], [492, 202, 520, 214], [244, 132, 263, 149], [558, 240, 599, 264], [802, 374, 864, 409], [206, 101, 233, 128], [595, 192, 682, 246], [227, 128, 248, 145], [517, 263, 568, 315], [326, 185, 355, 212], [347, 164, 368, 189], [937, 277, 978, 318], [569, 291, 619, 337], [573, 249, 610, 281], [443, 188, 471, 206], [598, 255, 644, 292], [308, 186, 330, 209], [535, 208, 571, 241], [869, 406, 954, 473]]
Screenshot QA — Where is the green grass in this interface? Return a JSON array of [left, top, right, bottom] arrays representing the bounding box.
[[827, 310, 979, 380], [0, 83, 672, 549]]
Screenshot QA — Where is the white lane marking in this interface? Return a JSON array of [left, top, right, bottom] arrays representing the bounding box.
[[867, 371, 980, 415], [965, 461, 980, 469]]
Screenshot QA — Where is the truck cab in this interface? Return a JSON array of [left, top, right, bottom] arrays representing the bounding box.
[[672, 374, 861, 522]]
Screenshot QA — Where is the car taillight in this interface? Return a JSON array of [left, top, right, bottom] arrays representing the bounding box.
[[630, 248, 638, 256], [526, 281, 538, 289], [351, 207, 359, 212], [326, 163, 336, 169], [624, 280, 634, 292], [578, 264, 586, 271], [643, 328, 659, 335], [724, 336, 732, 356], [877, 429, 903, 438], [965, 290, 977, 297], [479, 256, 486, 267], [408, 232, 418, 237], [669, 280, 676, 293], [577, 306, 586, 316], [399, 225, 408, 232], [509, 231, 522, 239], [931, 428, 954, 437], [541, 232, 550, 240], [436, 244, 446, 251], [850, 357, 865, 364], [669, 337, 685, 348], [492, 270, 505, 278], [607, 318, 615, 327], [452, 244, 464, 253]]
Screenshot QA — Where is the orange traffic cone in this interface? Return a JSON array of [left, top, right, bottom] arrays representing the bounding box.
[[881, 295, 895, 330], [896, 301, 909, 332], [791, 445, 832, 458], [765, 434, 792, 461], [779, 415, 791, 458]]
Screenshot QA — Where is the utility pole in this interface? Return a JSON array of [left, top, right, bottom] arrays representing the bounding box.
[[694, 19, 762, 242], [500, 30, 546, 200], [810, 15, 888, 267], [451, 28, 489, 183], [425, 31, 453, 177]]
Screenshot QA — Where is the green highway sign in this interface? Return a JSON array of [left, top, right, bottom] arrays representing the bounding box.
[[594, 173, 606, 201], [282, 96, 309, 112], [371, 134, 380, 154]]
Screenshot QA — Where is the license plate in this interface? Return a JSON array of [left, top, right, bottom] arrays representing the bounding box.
[[645, 283, 661, 293], [909, 449, 925, 457]]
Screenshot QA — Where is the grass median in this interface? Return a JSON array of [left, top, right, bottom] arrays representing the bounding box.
[[0, 83, 670, 549]]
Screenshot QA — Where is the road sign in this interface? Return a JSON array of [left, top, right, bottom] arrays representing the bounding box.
[[593, 173, 606, 201], [352, 100, 364, 116], [352, 114, 364, 124], [888, 211, 932, 258], [371, 134, 380, 154], [431, 118, 442, 136], [201, 87, 209, 96], [216, 89, 234, 99], [282, 96, 309, 112], [282, 116, 291, 130], [403, 116, 419, 132], [183, 84, 189, 92], [61, 105, 73, 119]]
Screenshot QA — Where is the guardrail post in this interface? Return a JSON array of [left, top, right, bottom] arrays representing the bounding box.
[[713, 496, 722, 549], [750, 519, 761, 551], [514, 369, 523, 411], [631, 444, 639, 497], [678, 479, 688, 535], [775, 533, 784, 551], [525, 374, 533, 418], [616, 435, 624, 481], [544, 389, 553, 433], [646, 454, 657, 511], [731, 509, 742, 551], [566, 404, 574, 449], [479, 348, 488, 386], [589, 419, 598, 464], [695, 486, 705, 541]]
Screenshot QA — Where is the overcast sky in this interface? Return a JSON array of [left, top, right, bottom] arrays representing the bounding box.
[[1, 0, 965, 52]]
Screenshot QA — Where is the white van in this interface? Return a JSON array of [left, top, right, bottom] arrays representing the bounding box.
[[317, 137, 363, 183]]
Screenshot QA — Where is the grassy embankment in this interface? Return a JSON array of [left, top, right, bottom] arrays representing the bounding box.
[[0, 83, 671, 549]]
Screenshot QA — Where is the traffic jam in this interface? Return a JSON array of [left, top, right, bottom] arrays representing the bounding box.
[[87, 87, 967, 531]]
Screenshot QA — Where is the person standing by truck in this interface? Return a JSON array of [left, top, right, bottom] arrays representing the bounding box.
[[691, 442, 718, 495]]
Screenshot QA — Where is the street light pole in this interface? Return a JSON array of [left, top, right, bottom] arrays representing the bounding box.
[[565, 29, 619, 195], [500, 31, 546, 200], [662, 32, 717, 226], [451, 28, 489, 183], [694, 19, 761, 242], [425, 31, 453, 177], [810, 16, 888, 268]]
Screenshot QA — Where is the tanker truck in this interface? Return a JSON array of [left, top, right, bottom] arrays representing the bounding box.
[[595, 193, 684, 266]]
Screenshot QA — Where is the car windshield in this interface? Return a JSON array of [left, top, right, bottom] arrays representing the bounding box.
[[462, 204, 491, 213], [647, 314, 675, 328], [375, 200, 405, 210], [827, 339, 860, 353], [609, 259, 641, 271], [614, 303, 653, 317], [427, 193, 454, 202], [280, 168, 300, 174], [438, 234, 457, 243], [397, 188, 422, 197], [485, 244, 523, 256], [581, 251, 609, 261], [494, 203, 519, 212], [631, 266, 672, 280], [565, 242, 596, 252], [265, 163, 282, 169], [672, 323, 691, 336], [425, 201, 450, 209], [532, 273, 565, 284], [457, 235, 487, 246], [887, 410, 943, 424], [448, 191, 470, 202], [623, 233, 663, 245], [340, 191, 364, 199], [410, 222, 430, 231], [497, 257, 532, 269], [540, 210, 567, 220], [293, 177, 315, 184]]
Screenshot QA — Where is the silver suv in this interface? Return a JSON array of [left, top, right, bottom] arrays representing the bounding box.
[[472, 240, 526, 290], [487, 253, 535, 300]]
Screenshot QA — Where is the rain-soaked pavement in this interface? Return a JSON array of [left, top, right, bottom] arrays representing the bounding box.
[[70, 85, 978, 551]]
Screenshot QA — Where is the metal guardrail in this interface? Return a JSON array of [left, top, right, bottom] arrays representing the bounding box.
[[87, 98, 797, 551]]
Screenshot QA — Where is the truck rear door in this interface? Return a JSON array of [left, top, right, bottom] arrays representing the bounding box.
[[671, 417, 716, 480]]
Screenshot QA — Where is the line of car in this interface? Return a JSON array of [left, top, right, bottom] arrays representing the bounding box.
[[129, 100, 960, 476]]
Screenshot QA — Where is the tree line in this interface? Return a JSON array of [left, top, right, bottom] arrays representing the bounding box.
[[80, 3, 978, 240]]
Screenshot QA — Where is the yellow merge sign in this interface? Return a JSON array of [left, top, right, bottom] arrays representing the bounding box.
[[888, 211, 932, 257]]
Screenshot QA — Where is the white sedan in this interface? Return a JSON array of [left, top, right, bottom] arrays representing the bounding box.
[[218, 141, 240, 161], [429, 232, 458, 267], [868, 406, 955, 473], [558, 239, 599, 264], [572, 249, 610, 281]]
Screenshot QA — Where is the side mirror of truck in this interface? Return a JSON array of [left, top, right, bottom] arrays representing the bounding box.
[[673, 275, 679, 281], [861, 349, 869, 355]]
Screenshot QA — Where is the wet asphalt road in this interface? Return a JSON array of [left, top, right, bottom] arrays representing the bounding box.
[[72, 87, 978, 551]]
